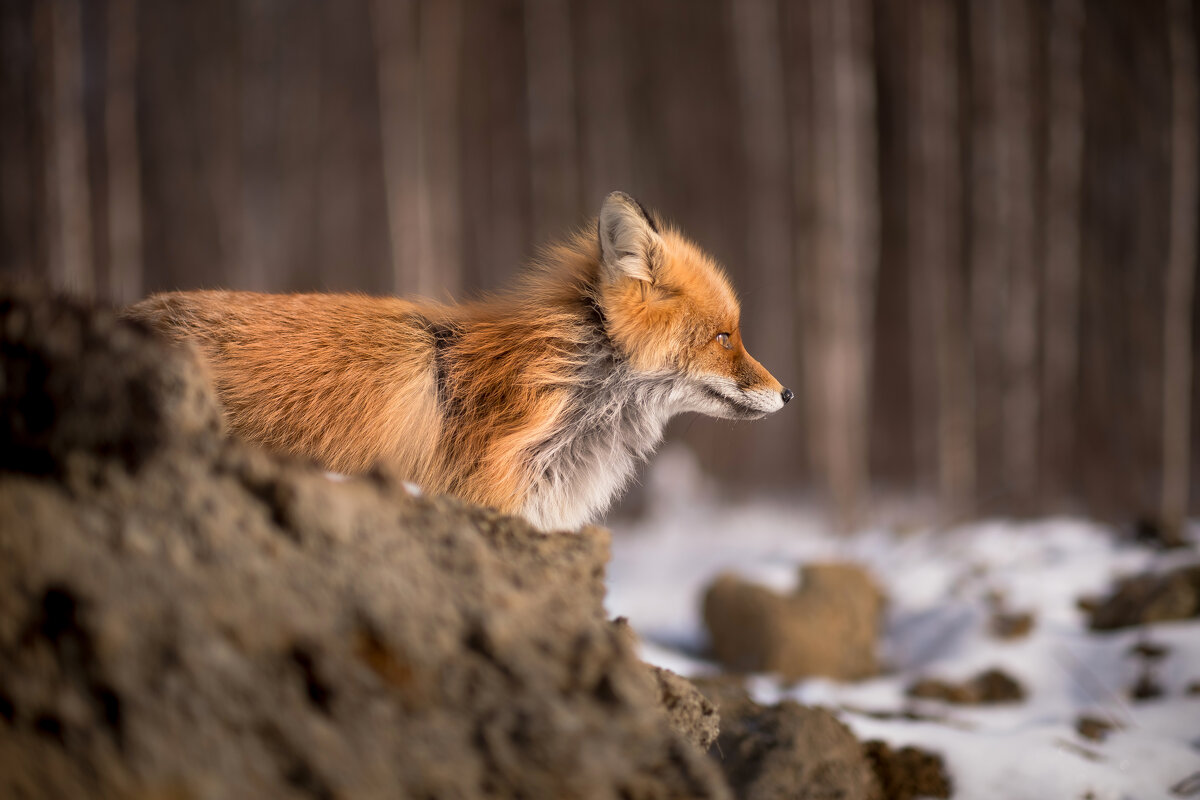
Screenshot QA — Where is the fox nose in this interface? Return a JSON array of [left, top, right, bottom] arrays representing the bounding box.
[[781, 388, 794, 404]]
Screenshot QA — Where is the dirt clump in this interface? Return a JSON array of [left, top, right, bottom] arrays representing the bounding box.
[[862, 740, 952, 800], [1075, 714, 1119, 742], [0, 289, 728, 800], [702, 563, 884, 681], [693, 677, 883, 800], [907, 668, 1026, 705], [990, 611, 1035, 640], [1087, 565, 1200, 630]]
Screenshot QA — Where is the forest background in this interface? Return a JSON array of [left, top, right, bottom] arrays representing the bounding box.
[[2, 0, 1197, 532]]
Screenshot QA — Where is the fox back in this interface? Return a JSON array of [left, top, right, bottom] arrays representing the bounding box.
[[125, 192, 791, 530]]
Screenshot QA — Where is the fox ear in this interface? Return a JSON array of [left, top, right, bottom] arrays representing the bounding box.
[[598, 191, 662, 284]]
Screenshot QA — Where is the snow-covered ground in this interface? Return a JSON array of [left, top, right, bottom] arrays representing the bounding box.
[[606, 448, 1200, 800]]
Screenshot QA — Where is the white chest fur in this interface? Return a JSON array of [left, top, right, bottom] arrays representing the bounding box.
[[519, 373, 673, 531]]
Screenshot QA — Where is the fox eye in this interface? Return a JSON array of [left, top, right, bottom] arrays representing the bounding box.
[[715, 332, 732, 350]]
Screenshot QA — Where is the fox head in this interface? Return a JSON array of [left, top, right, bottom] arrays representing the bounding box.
[[594, 191, 792, 420]]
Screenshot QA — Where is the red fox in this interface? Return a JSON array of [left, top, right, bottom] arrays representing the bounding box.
[[125, 192, 791, 530]]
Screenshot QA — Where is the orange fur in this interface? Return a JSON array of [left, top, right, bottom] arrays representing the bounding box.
[[125, 193, 789, 529]]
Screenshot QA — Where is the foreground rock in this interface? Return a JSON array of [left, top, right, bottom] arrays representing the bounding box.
[[0, 284, 222, 473], [702, 563, 884, 680], [694, 679, 882, 800], [652, 666, 721, 752], [0, 290, 727, 800]]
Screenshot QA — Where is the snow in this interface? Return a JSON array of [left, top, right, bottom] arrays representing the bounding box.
[[605, 446, 1200, 800]]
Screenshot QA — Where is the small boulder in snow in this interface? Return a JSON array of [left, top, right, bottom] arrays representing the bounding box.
[[702, 563, 884, 681]]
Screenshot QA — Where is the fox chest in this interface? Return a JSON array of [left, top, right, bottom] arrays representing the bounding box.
[[518, 397, 668, 531]]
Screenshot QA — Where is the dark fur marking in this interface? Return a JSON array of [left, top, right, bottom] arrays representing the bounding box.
[[417, 316, 460, 415], [700, 385, 732, 405], [631, 196, 660, 234], [581, 294, 610, 342], [700, 384, 759, 417]]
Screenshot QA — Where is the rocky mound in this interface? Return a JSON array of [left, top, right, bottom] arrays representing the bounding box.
[[0, 289, 727, 800]]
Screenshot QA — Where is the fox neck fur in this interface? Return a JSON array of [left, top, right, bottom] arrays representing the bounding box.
[[125, 192, 789, 531], [414, 235, 703, 531]]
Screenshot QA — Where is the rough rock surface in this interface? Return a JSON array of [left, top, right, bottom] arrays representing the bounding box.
[[1087, 565, 1200, 630], [702, 563, 884, 680], [694, 678, 882, 800], [652, 666, 720, 752], [1, 284, 222, 473], [0, 290, 729, 800]]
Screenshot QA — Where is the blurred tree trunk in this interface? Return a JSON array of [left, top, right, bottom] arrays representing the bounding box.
[[421, 0, 464, 299], [103, 0, 142, 304], [967, 0, 1005, 513], [204, 1, 242, 289], [35, 0, 93, 297], [371, 0, 426, 296], [525, 0, 580, 245], [1079, 3, 1172, 519], [373, 0, 464, 300], [1039, 0, 1085, 510], [312, 0, 391, 294], [730, 0, 797, 483], [0, 2, 41, 280], [804, 0, 879, 529], [459, 0, 531, 292], [869, 0, 918, 502], [273, 1, 324, 291], [968, 0, 1038, 514], [911, 0, 972, 519], [998, 0, 1040, 514], [784, 0, 816, 497], [1161, 0, 1198, 539], [573, 0, 634, 207], [238, 0, 277, 291]]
